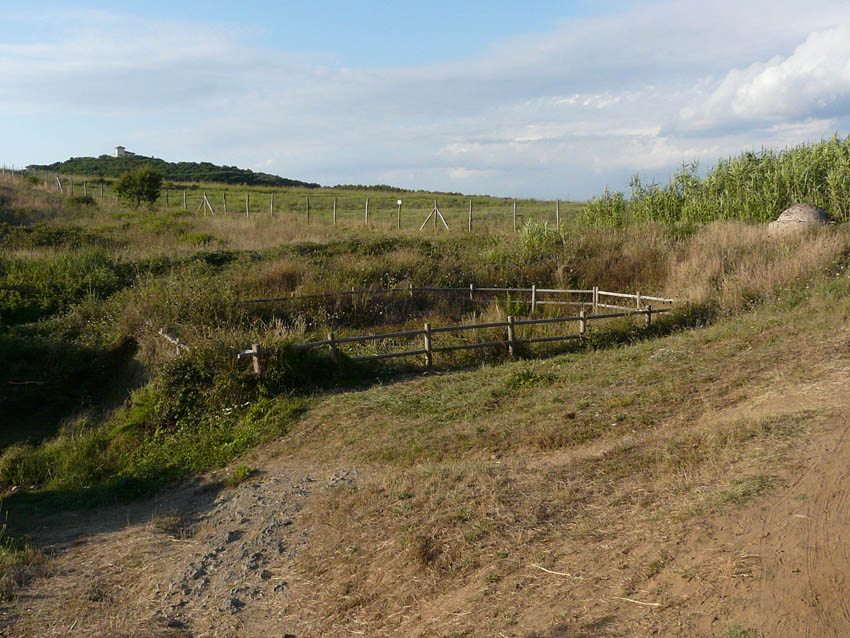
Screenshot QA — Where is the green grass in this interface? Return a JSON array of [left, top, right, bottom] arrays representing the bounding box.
[[32, 169, 585, 233]]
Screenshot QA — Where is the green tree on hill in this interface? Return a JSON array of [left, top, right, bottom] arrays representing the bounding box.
[[116, 165, 163, 207]]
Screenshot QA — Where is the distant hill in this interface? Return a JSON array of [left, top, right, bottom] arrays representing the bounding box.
[[28, 154, 321, 188]]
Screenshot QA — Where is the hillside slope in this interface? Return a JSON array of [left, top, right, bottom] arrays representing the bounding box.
[[6, 273, 850, 637]]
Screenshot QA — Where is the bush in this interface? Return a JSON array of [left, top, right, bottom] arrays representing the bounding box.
[[66, 194, 97, 209], [115, 165, 162, 207]]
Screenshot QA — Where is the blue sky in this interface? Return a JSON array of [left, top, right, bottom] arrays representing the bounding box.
[[3, 1, 850, 198]]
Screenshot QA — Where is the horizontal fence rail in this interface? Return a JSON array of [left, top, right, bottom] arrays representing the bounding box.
[[241, 284, 676, 312]]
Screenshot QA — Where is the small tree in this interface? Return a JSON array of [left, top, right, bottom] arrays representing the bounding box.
[[116, 165, 162, 207]]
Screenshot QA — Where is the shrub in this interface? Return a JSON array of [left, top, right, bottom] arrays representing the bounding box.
[[115, 165, 162, 207], [66, 194, 97, 209]]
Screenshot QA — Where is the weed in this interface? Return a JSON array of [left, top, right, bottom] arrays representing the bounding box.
[[644, 555, 669, 578], [84, 578, 111, 603], [225, 465, 256, 488], [0, 507, 46, 601], [149, 509, 187, 536], [711, 475, 775, 507], [497, 367, 557, 394]]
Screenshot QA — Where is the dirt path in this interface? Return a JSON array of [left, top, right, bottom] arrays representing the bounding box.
[[1, 461, 358, 638], [750, 419, 850, 636]]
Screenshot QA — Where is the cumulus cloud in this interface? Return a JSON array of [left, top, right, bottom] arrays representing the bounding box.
[[448, 167, 497, 180], [680, 26, 850, 130]]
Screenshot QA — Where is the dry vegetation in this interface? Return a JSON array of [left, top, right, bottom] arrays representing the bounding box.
[[3, 160, 850, 636]]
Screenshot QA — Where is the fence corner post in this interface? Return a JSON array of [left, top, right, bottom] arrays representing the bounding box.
[[328, 332, 340, 369], [251, 343, 261, 374], [507, 315, 516, 357], [423, 323, 433, 368], [579, 308, 587, 340]]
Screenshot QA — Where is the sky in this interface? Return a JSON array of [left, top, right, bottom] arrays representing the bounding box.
[[2, 1, 850, 199]]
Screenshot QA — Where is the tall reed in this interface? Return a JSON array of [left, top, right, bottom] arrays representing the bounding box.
[[582, 135, 850, 226]]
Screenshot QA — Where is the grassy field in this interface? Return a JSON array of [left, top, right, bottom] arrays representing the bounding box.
[[2, 161, 848, 504], [33, 172, 582, 234], [4, 143, 850, 634]]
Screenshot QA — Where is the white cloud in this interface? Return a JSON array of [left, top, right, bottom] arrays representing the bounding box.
[[681, 25, 850, 129], [3, 2, 850, 198], [448, 167, 497, 179]]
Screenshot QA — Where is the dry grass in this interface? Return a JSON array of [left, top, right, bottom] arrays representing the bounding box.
[[669, 222, 850, 309], [5, 526, 195, 638]]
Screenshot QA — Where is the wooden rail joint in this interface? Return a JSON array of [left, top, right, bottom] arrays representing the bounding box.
[[237, 343, 264, 374], [157, 329, 190, 356]]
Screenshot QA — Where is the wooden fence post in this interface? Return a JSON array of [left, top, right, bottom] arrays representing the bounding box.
[[306, 196, 310, 222], [333, 198, 337, 225], [579, 308, 587, 340], [246, 193, 250, 218], [397, 200, 401, 230], [409, 282, 414, 299], [646, 305, 652, 328], [556, 199, 560, 227], [433, 199, 437, 233], [183, 190, 187, 209], [70, 177, 74, 194], [636, 291, 642, 310], [237, 344, 263, 374], [513, 200, 517, 233], [100, 184, 104, 199], [423, 323, 433, 368], [365, 198, 369, 226], [270, 193, 274, 216], [531, 284, 537, 314], [469, 283, 474, 303], [165, 189, 168, 207], [592, 286, 599, 313], [84, 181, 88, 197], [468, 199, 472, 233], [223, 192, 228, 214], [507, 315, 516, 357], [328, 332, 340, 368]]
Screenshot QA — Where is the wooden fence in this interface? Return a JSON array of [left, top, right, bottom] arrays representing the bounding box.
[[244, 284, 675, 313], [237, 285, 677, 372]]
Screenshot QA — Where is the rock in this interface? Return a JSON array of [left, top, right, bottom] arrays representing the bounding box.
[[768, 204, 830, 236], [221, 597, 245, 614]]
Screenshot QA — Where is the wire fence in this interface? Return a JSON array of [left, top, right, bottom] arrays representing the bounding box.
[[36, 172, 576, 233]]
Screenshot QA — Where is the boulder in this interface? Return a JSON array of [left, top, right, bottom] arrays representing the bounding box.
[[768, 204, 830, 236]]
